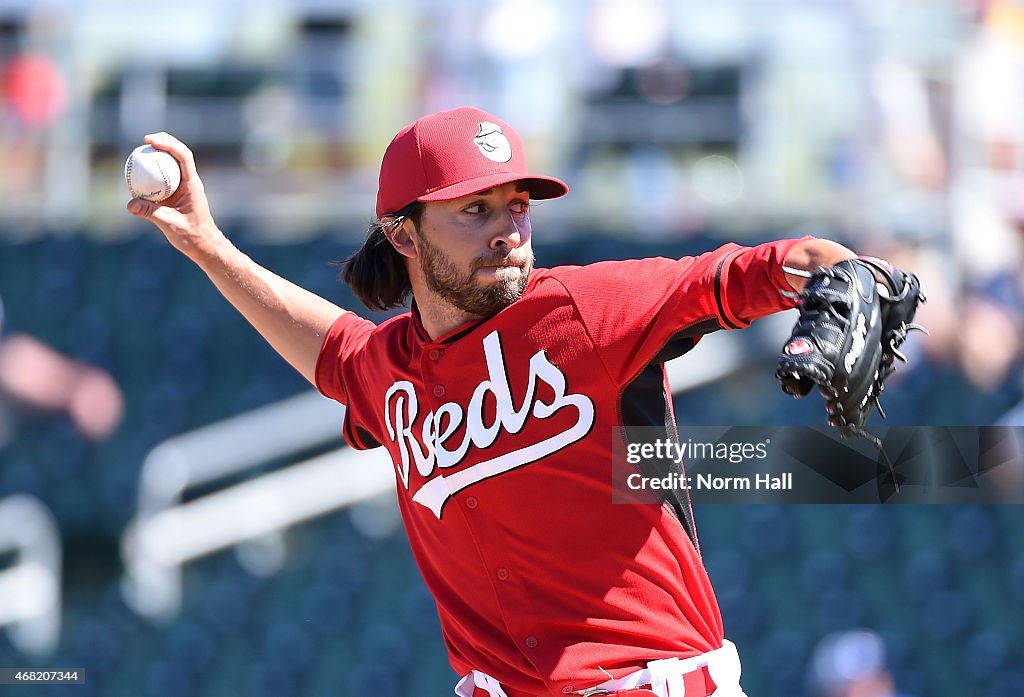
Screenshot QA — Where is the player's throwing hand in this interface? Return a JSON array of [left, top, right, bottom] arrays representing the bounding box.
[[126, 132, 226, 262]]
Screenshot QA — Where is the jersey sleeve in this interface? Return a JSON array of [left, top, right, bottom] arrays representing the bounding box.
[[314, 311, 382, 449], [550, 237, 808, 385], [314, 310, 377, 406]]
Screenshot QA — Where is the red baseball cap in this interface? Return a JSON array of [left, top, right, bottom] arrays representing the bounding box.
[[375, 106, 569, 218]]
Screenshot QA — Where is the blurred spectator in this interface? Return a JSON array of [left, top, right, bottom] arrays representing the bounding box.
[[0, 296, 123, 447], [0, 51, 64, 195], [810, 629, 915, 697], [952, 0, 1024, 279], [0, 52, 65, 129], [957, 292, 1022, 392], [930, 0, 1024, 419]]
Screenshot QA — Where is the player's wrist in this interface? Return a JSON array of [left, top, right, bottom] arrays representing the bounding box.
[[189, 228, 238, 269], [781, 238, 856, 291]]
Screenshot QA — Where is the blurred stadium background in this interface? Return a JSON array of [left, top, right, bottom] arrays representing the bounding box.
[[0, 0, 1023, 695]]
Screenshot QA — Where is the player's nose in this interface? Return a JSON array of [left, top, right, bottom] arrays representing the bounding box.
[[490, 210, 525, 251]]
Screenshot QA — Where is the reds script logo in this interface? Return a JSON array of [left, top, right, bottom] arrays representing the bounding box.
[[384, 330, 595, 518]]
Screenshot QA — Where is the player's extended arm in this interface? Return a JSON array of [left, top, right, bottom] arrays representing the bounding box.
[[126, 132, 346, 387]]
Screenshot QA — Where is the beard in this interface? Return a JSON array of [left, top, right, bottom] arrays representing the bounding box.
[[418, 232, 533, 318]]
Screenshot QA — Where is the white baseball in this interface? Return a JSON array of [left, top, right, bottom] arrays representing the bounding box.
[[124, 145, 181, 202]]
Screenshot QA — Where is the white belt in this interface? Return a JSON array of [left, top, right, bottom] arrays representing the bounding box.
[[454, 641, 745, 697], [455, 670, 509, 697], [582, 640, 745, 696]]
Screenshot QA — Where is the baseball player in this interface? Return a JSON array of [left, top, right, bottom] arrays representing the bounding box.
[[127, 107, 921, 697]]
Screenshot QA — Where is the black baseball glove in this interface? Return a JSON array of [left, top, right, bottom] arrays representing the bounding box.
[[776, 257, 927, 441], [855, 256, 928, 400]]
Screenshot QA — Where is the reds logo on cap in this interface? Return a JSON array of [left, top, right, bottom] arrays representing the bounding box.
[[473, 121, 513, 163], [785, 338, 814, 356]]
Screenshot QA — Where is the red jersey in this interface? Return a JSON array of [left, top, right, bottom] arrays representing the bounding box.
[[315, 239, 803, 696]]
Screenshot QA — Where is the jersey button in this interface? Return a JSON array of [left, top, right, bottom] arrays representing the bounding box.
[[561, 687, 574, 694], [465, 496, 478, 509], [524, 636, 539, 649], [433, 385, 446, 398], [428, 349, 442, 360], [496, 568, 509, 581]]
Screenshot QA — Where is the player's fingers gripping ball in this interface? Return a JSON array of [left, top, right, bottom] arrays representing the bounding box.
[[124, 144, 181, 202]]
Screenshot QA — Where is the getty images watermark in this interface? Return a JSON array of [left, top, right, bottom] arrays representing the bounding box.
[[612, 426, 1024, 504], [623, 437, 791, 493]]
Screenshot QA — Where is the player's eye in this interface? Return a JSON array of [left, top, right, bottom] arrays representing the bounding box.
[[509, 200, 530, 217], [463, 203, 487, 215]]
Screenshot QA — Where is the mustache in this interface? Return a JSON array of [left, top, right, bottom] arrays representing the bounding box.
[[471, 251, 532, 271]]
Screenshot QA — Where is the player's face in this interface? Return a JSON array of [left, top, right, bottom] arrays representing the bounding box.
[[415, 182, 534, 317]]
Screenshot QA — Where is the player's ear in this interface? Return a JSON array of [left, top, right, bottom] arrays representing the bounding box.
[[384, 218, 418, 259]]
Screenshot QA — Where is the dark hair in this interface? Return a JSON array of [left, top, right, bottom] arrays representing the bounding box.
[[340, 201, 424, 311]]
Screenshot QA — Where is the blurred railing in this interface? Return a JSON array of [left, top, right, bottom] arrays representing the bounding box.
[[120, 391, 394, 621], [0, 495, 62, 656]]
